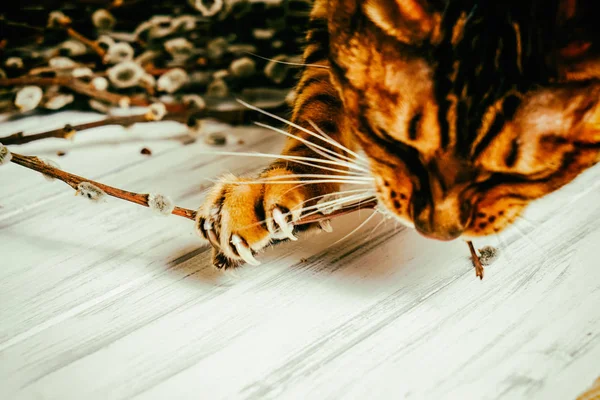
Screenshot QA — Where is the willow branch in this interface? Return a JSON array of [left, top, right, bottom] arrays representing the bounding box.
[[294, 199, 378, 226], [64, 27, 106, 59], [0, 16, 106, 58], [0, 112, 186, 145], [467, 240, 485, 280], [6, 150, 488, 278], [0, 96, 290, 146], [0, 76, 139, 106], [7, 151, 378, 226], [9, 152, 197, 220]]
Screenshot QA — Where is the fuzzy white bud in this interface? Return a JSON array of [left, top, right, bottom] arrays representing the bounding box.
[[206, 78, 228, 98], [148, 193, 175, 216], [104, 42, 135, 64], [107, 61, 145, 89], [96, 35, 115, 49], [479, 246, 500, 266], [134, 17, 171, 40], [230, 57, 256, 78], [49, 56, 77, 69], [140, 73, 156, 89], [190, 0, 223, 17], [264, 55, 290, 84], [44, 93, 75, 110], [172, 15, 196, 32], [157, 68, 189, 93], [118, 97, 131, 109], [164, 38, 194, 58], [5, 57, 24, 69], [0, 143, 12, 166], [91, 77, 109, 91], [76, 182, 106, 202], [147, 102, 167, 121], [92, 9, 116, 30], [182, 94, 206, 110], [48, 11, 71, 28], [60, 40, 87, 57], [15, 86, 43, 112], [72, 67, 94, 78], [213, 69, 228, 80]]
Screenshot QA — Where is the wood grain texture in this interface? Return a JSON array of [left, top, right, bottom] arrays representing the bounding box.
[[0, 111, 599, 400]]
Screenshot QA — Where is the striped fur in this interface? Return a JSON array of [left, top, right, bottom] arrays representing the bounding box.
[[198, 0, 600, 268]]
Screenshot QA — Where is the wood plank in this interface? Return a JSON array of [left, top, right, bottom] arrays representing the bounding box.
[[1, 111, 599, 400]]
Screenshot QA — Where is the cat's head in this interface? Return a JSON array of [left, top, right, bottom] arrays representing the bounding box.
[[326, 0, 600, 240]]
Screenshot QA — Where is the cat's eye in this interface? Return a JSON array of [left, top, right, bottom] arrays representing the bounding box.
[[460, 201, 473, 226], [408, 112, 422, 141]]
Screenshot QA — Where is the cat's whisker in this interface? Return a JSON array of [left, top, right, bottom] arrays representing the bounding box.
[[366, 217, 387, 240], [236, 99, 369, 167], [258, 173, 374, 182], [289, 194, 378, 227], [218, 179, 375, 185], [243, 52, 330, 69], [279, 187, 375, 212], [195, 150, 368, 173], [227, 191, 376, 232], [276, 162, 362, 177], [295, 192, 377, 215], [281, 186, 372, 203], [261, 170, 371, 180], [327, 211, 379, 248], [306, 119, 370, 163], [254, 121, 359, 167]]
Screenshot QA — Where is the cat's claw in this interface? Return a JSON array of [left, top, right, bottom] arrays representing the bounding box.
[[319, 219, 333, 233], [203, 219, 220, 249], [196, 172, 335, 269], [231, 234, 261, 266], [272, 207, 297, 241]]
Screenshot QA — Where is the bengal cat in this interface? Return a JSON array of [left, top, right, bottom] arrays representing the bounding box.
[[196, 0, 600, 269]]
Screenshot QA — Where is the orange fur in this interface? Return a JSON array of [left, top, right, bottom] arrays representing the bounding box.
[[198, 0, 600, 267]]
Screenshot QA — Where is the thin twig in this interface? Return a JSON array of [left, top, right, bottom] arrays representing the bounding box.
[[294, 199, 378, 226], [0, 94, 291, 146], [64, 27, 107, 59], [467, 240, 484, 280], [0, 112, 186, 145], [0, 76, 139, 106], [0, 16, 106, 58], [9, 152, 197, 220], [7, 151, 378, 226], [6, 150, 492, 278]]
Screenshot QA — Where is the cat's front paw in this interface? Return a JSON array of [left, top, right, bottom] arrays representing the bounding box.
[[196, 171, 325, 269]]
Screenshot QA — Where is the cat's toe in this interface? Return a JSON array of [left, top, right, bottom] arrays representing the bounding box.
[[266, 206, 298, 241], [196, 171, 330, 269], [196, 215, 221, 249]]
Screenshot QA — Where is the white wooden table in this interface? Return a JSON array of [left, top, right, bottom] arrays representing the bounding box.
[[1, 110, 599, 400]]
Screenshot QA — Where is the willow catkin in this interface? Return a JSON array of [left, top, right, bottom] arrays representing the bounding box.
[[0, 0, 313, 115]]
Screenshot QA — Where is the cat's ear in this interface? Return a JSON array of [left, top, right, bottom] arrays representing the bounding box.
[[362, 0, 441, 44]]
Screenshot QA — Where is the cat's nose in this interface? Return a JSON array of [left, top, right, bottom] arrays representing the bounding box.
[[413, 213, 464, 241], [412, 195, 465, 241]]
